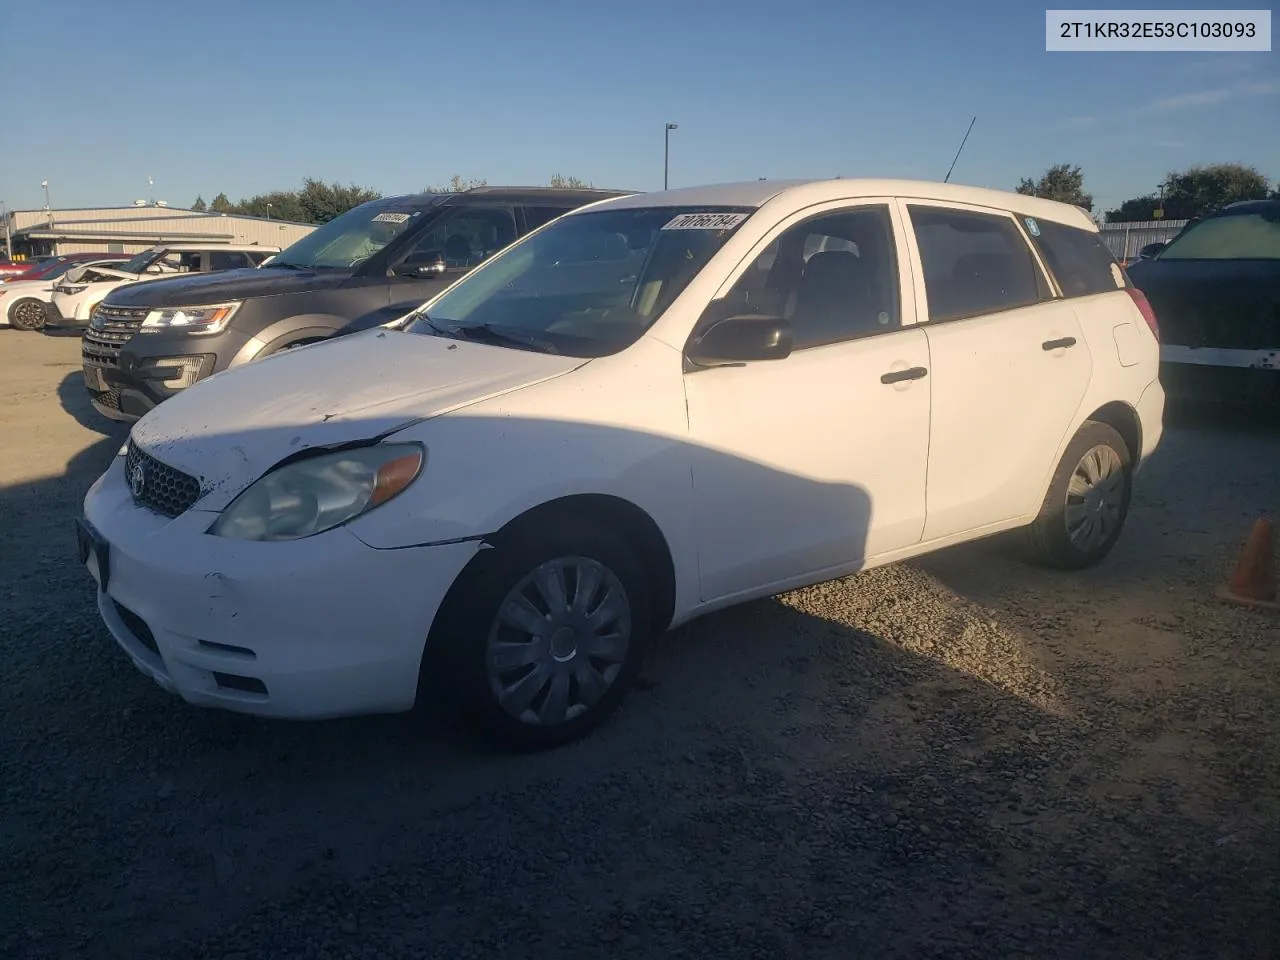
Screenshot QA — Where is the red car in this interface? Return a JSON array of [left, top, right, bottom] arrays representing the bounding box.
[[0, 256, 58, 280], [0, 253, 125, 282]]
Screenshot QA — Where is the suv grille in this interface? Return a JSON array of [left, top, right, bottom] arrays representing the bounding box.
[[125, 440, 203, 518], [83, 304, 147, 366]]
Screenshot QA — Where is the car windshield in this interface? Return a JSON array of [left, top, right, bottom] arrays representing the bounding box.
[[118, 250, 163, 273], [267, 198, 437, 270], [406, 205, 754, 357], [1158, 210, 1280, 260]]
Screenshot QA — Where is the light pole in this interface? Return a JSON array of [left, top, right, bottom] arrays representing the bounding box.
[[41, 179, 52, 227], [663, 122, 678, 190], [1, 200, 11, 259], [266, 202, 272, 221]]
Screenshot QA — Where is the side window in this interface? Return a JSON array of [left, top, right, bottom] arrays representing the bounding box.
[[178, 252, 205, 273], [1028, 220, 1126, 296], [523, 206, 574, 231], [209, 251, 252, 270], [908, 206, 1049, 322], [401, 207, 519, 268], [720, 205, 900, 349]]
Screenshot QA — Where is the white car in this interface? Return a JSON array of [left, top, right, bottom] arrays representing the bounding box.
[[0, 256, 130, 329], [79, 178, 1164, 750], [47, 243, 278, 331]]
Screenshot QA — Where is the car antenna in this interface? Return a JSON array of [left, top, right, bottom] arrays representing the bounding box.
[[943, 116, 976, 184]]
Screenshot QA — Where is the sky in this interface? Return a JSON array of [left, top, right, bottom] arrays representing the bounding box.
[[2, 0, 1277, 216]]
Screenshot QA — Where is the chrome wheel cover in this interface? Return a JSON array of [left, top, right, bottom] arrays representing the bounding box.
[[1065, 444, 1126, 552], [485, 556, 632, 727]]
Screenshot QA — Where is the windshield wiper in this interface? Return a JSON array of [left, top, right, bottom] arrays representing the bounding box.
[[264, 260, 307, 270], [431, 320, 559, 355]]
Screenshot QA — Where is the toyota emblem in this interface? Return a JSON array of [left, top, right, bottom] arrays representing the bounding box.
[[129, 462, 146, 499]]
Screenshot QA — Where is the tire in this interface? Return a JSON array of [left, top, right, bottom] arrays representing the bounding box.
[[423, 514, 651, 751], [1021, 420, 1133, 570], [8, 298, 47, 331]]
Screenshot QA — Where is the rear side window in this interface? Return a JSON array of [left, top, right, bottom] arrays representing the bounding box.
[[1028, 220, 1126, 296], [523, 206, 574, 231], [908, 206, 1049, 322], [209, 251, 253, 270]]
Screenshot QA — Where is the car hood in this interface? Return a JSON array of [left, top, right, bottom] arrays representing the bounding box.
[[0, 277, 55, 295], [105, 266, 352, 307], [128, 329, 587, 511]]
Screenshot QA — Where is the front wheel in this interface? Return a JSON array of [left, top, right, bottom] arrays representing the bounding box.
[[8, 298, 47, 331], [425, 515, 650, 751], [1021, 420, 1134, 570]]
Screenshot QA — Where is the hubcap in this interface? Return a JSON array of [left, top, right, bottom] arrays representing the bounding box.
[[485, 556, 632, 728], [1065, 444, 1125, 552]]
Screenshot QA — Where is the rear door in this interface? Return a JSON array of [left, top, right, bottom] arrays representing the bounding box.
[[899, 200, 1093, 541]]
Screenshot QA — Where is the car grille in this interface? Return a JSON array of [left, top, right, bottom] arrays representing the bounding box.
[[82, 303, 147, 366], [125, 440, 203, 518]]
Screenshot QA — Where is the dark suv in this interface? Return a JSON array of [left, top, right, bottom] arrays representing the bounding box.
[[82, 186, 632, 420]]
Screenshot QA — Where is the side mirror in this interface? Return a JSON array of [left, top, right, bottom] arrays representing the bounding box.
[[687, 314, 792, 368], [1138, 241, 1167, 260], [393, 250, 448, 278]]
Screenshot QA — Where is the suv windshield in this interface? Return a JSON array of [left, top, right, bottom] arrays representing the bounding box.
[[267, 198, 439, 270], [118, 249, 166, 274], [406, 206, 754, 357], [1159, 209, 1280, 260]]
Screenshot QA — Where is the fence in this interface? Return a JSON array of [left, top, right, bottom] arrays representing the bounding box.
[[1098, 219, 1189, 261]]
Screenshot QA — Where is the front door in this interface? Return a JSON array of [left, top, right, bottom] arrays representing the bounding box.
[[899, 201, 1093, 541], [683, 201, 932, 602]]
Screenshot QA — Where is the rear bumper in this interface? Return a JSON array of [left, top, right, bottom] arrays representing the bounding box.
[[1160, 346, 1279, 405]]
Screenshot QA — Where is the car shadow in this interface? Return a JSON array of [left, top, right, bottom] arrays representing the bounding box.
[[56, 370, 129, 438], [1, 410, 1275, 960]]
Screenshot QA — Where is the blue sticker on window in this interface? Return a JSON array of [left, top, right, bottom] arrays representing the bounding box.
[[1024, 217, 1041, 237]]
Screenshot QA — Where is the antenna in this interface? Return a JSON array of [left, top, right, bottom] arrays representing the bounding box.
[[943, 116, 976, 184]]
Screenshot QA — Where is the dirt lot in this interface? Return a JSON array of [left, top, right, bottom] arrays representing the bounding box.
[[2, 331, 1278, 960]]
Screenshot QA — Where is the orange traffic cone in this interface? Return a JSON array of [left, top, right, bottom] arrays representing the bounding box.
[[1215, 517, 1280, 613]]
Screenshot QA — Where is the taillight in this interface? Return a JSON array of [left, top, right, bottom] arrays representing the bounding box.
[[1125, 287, 1159, 342]]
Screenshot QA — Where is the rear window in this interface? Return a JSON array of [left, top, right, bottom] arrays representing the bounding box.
[[1027, 220, 1127, 297], [1158, 210, 1280, 260]]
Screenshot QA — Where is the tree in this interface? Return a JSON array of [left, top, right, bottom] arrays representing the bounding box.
[[1015, 163, 1093, 211], [1104, 163, 1272, 222], [191, 195, 207, 212], [549, 174, 592, 188], [295, 177, 381, 224], [1157, 163, 1269, 219], [209, 192, 232, 213], [425, 175, 489, 193]]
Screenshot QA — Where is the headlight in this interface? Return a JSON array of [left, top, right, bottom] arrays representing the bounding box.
[[55, 284, 86, 294], [140, 302, 241, 335], [209, 443, 425, 542]]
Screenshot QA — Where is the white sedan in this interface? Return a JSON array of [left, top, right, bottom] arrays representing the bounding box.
[[79, 178, 1164, 750], [0, 256, 130, 329]]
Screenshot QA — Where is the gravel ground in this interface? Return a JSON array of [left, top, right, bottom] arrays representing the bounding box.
[[3, 332, 1278, 960]]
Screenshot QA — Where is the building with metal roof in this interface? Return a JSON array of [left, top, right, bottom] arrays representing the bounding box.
[[3, 205, 315, 257]]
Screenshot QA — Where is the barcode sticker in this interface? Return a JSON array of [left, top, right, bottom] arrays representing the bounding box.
[[372, 212, 412, 224], [661, 212, 749, 231]]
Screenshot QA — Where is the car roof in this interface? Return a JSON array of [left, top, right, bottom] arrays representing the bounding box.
[[584, 178, 1098, 231], [1217, 199, 1280, 217], [141, 243, 281, 253], [373, 186, 636, 209]]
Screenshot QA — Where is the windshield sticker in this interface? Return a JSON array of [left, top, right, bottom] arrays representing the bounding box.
[[1024, 217, 1041, 237], [372, 212, 412, 224], [661, 212, 749, 231]]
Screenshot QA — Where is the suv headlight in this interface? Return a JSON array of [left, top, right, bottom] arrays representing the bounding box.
[[209, 443, 425, 541], [140, 302, 241, 335]]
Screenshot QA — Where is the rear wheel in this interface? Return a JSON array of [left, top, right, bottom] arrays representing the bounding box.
[[8, 298, 47, 331], [424, 515, 650, 751], [1022, 420, 1133, 570]]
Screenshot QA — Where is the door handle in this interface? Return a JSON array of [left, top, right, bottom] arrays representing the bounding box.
[[880, 366, 928, 384], [1042, 337, 1077, 351]]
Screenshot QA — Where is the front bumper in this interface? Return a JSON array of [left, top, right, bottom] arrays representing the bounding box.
[[80, 458, 480, 719], [43, 298, 81, 331]]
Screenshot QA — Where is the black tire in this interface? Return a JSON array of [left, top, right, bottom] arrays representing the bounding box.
[[1021, 420, 1133, 570], [422, 513, 651, 751], [8, 298, 47, 331]]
